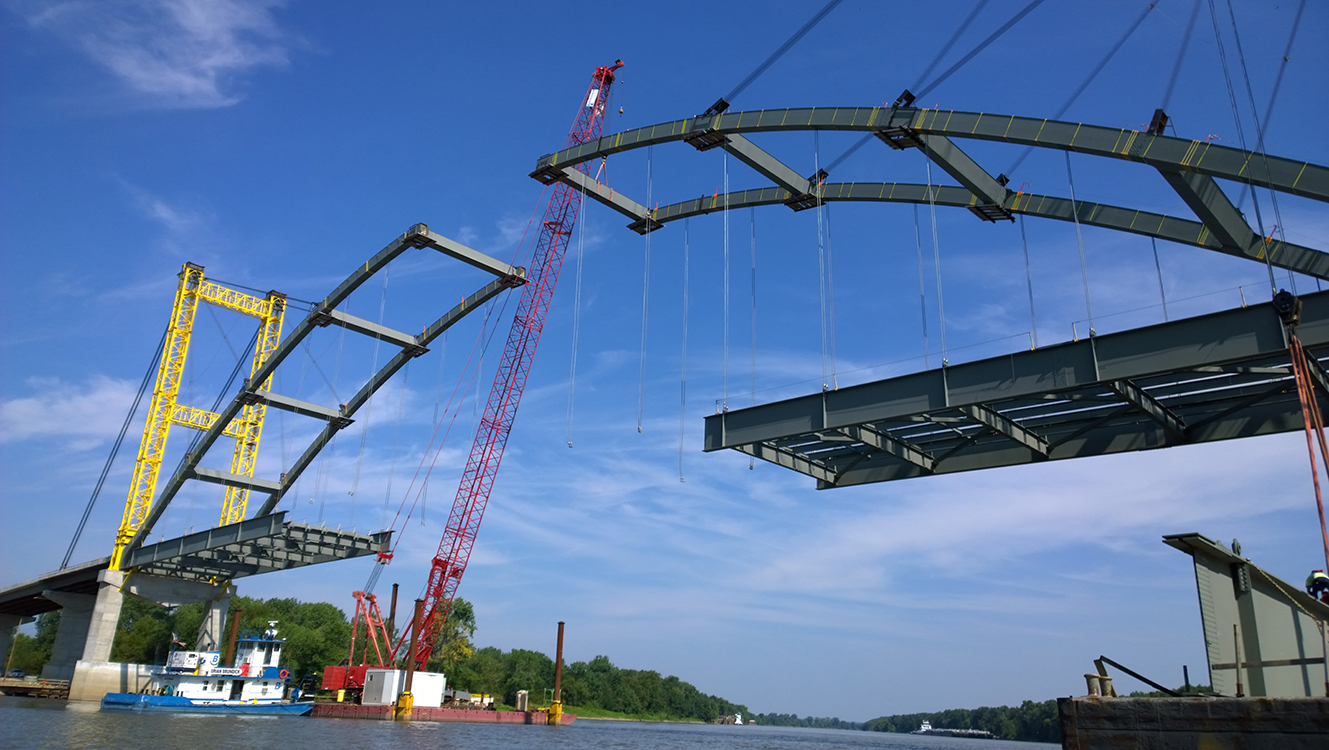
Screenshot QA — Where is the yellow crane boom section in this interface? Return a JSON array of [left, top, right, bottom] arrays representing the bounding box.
[[111, 263, 287, 570]]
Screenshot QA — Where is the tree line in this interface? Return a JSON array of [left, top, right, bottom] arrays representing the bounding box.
[[4, 594, 748, 721]]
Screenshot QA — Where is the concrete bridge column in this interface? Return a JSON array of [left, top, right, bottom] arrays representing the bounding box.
[[43, 569, 128, 681], [193, 586, 235, 652]]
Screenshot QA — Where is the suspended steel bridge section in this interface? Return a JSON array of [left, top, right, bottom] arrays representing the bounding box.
[[530, 104, 1329, 487]]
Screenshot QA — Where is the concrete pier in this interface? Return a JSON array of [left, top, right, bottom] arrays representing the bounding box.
[[1059, 696, 1329, 749], [35, 569, 234, 699]]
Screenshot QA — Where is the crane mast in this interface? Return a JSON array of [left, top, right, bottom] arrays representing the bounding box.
[[401, 60, 623, 668]]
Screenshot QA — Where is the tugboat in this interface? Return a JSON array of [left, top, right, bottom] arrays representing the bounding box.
[[101, 621, 311, 715]]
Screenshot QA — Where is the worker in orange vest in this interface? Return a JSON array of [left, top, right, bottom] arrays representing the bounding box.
[[1307, 570, 1329, 602]]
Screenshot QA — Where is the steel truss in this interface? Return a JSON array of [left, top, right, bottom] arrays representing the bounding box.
[[112, 266, 286, 570], [532, 105, 1329, 279], [528, 105, 1329, 487], [117, 224, 526, 564], [705, 291, 1329, 487]]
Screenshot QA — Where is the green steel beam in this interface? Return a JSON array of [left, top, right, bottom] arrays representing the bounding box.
[[719, 133, 818, 200], [555, 167, 654, 225], [914, 133, 1012, 214], [534, 107, 1329, 203], [642, 182, 1329, 279]]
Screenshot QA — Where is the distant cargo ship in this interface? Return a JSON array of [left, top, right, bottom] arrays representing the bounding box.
[[911, 720, 995, 739], [101, 621, 311, 716]]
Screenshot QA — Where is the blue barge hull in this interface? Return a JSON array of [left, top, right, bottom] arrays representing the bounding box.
[[102, 693, 312, 716]]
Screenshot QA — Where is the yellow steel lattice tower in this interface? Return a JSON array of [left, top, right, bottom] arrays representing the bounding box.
[[110, 263, 287, 569]]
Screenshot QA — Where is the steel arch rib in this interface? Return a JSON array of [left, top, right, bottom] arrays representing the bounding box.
[[646, 183, 1329, 279], [122, 225, 525, 558], [535, 107, 1329, 202]]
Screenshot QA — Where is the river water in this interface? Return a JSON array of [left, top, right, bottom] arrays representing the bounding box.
[[0, 697, 1058, 749]]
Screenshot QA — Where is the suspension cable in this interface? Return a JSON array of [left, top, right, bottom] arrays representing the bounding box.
[[1008, 0, 1156, 176], [1151, 237, 1170, 321], [925, 160, 948, 364], [913, 205, 930, 369], [1223, 0, 1290, 292], [383, 361, 410, 529], [1206, 0, 1277, 294], [1064, 152, 1096, 336], [1237, 0, 1306, 212], [825, 0, 1041, 174], [638, 146, 653, 433], [566, 189, 588, 448], [1019, 215, 1039, 348], [815, 134, 830, 388], [749, 208, 757, 469], [680, 219, 690, 482], [351, 268, 393, 501], [721, 0, 844, 106], [826, 203, 839, 389], [1162, 0, 1203, 112], [723, 152, 731, 409], [62, 326, 168, 569], [911, 0, 990, 94], [916, 0, 1047, 100]]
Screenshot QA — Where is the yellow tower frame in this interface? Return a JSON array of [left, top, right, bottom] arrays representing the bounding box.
[[110, 262, 287, 570]]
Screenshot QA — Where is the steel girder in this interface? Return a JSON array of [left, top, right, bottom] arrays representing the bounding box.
[[533, 106, 1329, 280], [703, 290, 1329, 489], [122, 224, 526, 559]]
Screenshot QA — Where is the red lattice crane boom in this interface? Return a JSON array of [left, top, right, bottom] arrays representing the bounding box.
[[400, 60, 623, 669]]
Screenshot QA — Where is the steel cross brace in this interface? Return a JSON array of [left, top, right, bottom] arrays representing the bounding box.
[[957, 404, 1050, 456], [839, 425, 936, 472], [912, 132, 1013, 221], [1106, 378, 1189, 441]]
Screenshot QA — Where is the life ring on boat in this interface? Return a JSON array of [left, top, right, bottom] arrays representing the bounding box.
[[278, 669, 290, 680]]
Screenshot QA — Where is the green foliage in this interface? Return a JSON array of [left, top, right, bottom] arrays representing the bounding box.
[[750, 713, 862, 729], [863, 699, 1061, 743], [4, 611, 61, 674], [443, 649, 748, 723]]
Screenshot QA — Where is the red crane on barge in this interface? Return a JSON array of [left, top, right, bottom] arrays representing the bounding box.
[[324, 59, 624, 695]]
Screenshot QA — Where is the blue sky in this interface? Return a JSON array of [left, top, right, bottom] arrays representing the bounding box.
[[3, 0, 1329, 721]]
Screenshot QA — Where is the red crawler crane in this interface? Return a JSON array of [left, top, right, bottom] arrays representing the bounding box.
[[394, 59, 624, 670]]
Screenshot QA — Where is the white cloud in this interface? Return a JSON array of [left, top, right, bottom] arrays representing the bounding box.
[[19, 0, 293, 108], [0, 375, 139, 447]]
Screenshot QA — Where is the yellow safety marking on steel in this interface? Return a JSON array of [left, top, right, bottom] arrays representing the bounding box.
[[1140, 135, 1158, 159], [1035, 195, 1047, 213], [1128, 210, 1140, 229], [1111, 130, 1126, 153], [1119, 131, 1136, 156], [780, 110, 789, 126], [913, 110, 925, 128], [972, 113, 983, 134], [1034, 118, 1048, 142], [1197, 226, 1210, 245], [1003, 115, 1015, 139], [867, 108, 879, 128], [1238, 152, 1253, 177], [1181, 140, 1199, 166], [1195, 142, 1212, 167], [1293, 162, 1308, 189], [942, 110, 954, 130], [1069, 123, 1082, 147], [1156, 215, 1167, 235], [1088, 204, 1102, 222]]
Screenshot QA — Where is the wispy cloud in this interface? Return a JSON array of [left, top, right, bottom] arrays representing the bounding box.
[[0, 375, 139, 449], [18, 0, 294, 108]]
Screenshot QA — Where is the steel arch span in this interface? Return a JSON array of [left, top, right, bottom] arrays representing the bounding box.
[[120, 223, 527, 563], [531, 105, 1329, 280], [528, 106, 1329, 489]]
